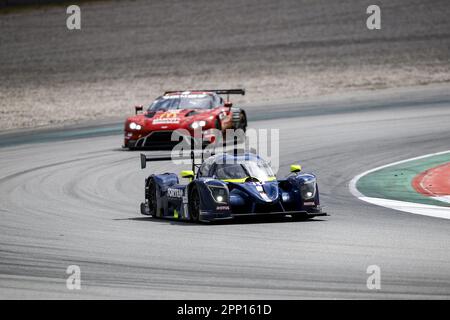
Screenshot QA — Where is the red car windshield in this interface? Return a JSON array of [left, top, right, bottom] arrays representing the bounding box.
[[149, 94, 213, 111]]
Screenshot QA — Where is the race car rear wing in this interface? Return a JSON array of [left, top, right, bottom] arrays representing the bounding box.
[[140, 153, 174, 169], [141, 146, 257, 173]]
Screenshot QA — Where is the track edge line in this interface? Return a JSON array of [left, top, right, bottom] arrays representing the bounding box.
[[348, 150, 450, 219]]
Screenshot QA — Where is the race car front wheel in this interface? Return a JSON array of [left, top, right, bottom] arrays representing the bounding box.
[[189, 187, 201, 222], [239, 112, 247, 132], [232, 110, 247, 132], [146, 178, 158, 217], [215, 118, 222, 130]]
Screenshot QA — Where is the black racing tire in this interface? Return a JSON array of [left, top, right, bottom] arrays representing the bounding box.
[[232, 110, 247, 132], [239, 112, 247, 132], [124, 142, 136, 151], [189, 186, 201, 223], [147, 178, 158, 217], [215, 118, 222, 130]]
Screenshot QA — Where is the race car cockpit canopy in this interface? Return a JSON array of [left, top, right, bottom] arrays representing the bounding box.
[[199, 153, 276, 183], [148, 89, 245, 112]]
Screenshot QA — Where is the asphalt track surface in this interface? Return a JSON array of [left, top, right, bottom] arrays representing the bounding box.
[[1, 85, 450, 299]]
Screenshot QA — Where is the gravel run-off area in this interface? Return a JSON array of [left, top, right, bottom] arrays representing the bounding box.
[[0, 0, 449, 130]]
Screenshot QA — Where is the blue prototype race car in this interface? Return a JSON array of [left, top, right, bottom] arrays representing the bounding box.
[[140, 151, 327, 223]]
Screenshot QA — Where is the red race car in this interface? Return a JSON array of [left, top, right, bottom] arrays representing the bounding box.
[[123, 89, 247, 149]]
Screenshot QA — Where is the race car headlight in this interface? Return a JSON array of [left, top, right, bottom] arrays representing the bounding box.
[[207, 185, 228, 204], [300, 181, 316, 200], [190, 120, 206, 129], [129, 122, 142, 130], [281, 192, 291, 202]]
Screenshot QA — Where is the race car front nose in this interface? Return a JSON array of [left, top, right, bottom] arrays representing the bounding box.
[[230, 193, 246, 206]]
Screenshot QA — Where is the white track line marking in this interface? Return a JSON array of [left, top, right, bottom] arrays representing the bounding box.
[[349, 150, 450, 220], [433, 196, 450, 204], [360, 197, 450, 219]]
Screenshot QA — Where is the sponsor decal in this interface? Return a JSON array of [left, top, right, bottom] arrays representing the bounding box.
[[159, 110, 181, 117], [153, 118, 180, 124], [167, 188, 183, 198], [182, 196, 189, 219], [153, 110, 181, 124], [163, 94, 207, 99]]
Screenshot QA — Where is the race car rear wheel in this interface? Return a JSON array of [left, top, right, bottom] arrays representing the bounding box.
[[189, 186, 201, 222], [147, 178, 158, 217]]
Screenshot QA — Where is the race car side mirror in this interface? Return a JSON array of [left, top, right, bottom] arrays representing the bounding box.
[[224, 101, 233, 109], [135, 105, 144, 114], [181, 170, 194, 181], [290, 164, 302, 173]]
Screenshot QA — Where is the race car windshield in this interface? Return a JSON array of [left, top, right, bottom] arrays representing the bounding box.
[[149, 95, 213, 111], [215, 159, 275, 182]]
